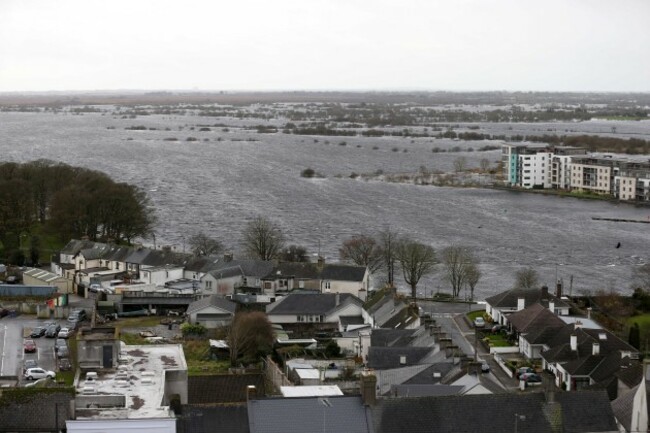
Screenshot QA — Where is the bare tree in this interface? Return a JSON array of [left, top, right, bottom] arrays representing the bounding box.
[[453, 156, 467, 173], [378, 228, 398, 287], [442, 245, 478, 298], [465, 261, 481, 301], [227, 311, 275, 366], [395, 238, 437, 299], [480, 158, 491, 172], [189, 232, 223, 257], [339, 235, 383, 273], [514, 267, 539, 290], [279, 244, 309, 262], [243, 216, 285, 260]]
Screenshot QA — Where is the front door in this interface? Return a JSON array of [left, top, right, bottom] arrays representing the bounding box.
[[102, 345, 113, 368]]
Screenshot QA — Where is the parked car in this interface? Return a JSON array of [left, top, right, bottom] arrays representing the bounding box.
[[88, 284, 102, 293], [491, 324, 504, 333], [520, 372, 542, 383], [0, 308, 10, 318], [56, 346, 69, 358], [481, 362, 490, 373], [45, 324, 61, 338], [473, 317, 485, 328], [58, 327, 73, 339], [516, 367, 534, 379], [23, 339, 36, 353], [55, 338, 67, 350], [24, 367, 55, 381], [30, 327, 46, 338], [58, 358, 72, 371], [23, 359, 38, 373], [68, 309, 87, 324]]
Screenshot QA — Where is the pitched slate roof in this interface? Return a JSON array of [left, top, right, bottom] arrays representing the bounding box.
[[263, 262, 320, 280], [367, 347, 434, 369], [390, 384, 463, 397], [178, 404, 249, 433], [207, 266, 245, 280], [222, 260, 275, 278], [611, 384, 638, 433], [182, 255, 223, 273], [402, 363, 457, 385], [320, 264, 367, 282], [507, 303, 565, 333], [266, 293, 362, 316], [187, 374, 265, 404], [485, 287, 569, 310], [60, 239, 100, 255], [187, 295, 237, 315], [247, 396, 372, 433], [615, 362, 644, 388], [373, 390, 617, 433]]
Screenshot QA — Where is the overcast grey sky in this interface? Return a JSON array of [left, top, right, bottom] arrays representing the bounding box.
[[1, 0, 649, 92]]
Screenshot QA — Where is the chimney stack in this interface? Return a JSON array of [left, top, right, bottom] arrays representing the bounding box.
[[224, 253, 233, 262], [570, 334, 577, 351], [317, 256, 325, 270], [335, 292, 340, 306], [587, 307, 592, 320], [541, 285, 549, 297], [246, 385, 257, 401], [549, 301, 555, 314], [592, 342, 600, 356], [360, 371, 377, 407], [517, 297, 525, 311], [556, 281, 563, 298], [575, 320, 583, 329]]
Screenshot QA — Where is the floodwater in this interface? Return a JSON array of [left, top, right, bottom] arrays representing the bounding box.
[[1, 110, 649, 298]]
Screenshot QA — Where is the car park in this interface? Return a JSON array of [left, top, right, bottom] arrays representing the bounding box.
[[30, 327, 46, 338], [45, 324, 61, 338], [23, 339, 36, 353], [58, 327, 73, 339], [24, 368, 55, 380], [473, 317, 485, 328]]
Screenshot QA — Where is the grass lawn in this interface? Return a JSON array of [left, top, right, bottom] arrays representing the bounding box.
[[627, 314, 650, 348], [467, 310, 485, 321], [481, 331, 514, 347]]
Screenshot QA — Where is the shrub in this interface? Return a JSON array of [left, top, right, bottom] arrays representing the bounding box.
[[301, 168, 316, 178], [181, 323, 206, 336]]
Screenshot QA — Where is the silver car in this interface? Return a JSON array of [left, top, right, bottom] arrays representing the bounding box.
[[24, 368, 55, 380]]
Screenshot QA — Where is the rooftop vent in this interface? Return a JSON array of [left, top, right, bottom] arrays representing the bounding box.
[[399, 356, 407, 365]]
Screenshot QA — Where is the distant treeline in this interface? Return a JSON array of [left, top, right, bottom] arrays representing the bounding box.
[[518, 134, 650, 155], [0, 161, 155, 258]]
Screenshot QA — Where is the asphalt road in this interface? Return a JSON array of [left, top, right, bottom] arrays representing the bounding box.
[[0, 316, 68, 382]]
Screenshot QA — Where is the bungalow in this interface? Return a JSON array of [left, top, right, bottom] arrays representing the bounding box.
[[507, 303, 566, 359], [200, 260, 275, 296], [261, 260, 370, 300], [266, 293, 364, 327], [485, 283, 570, 326], [186, 295, 237, 328], [540, 323, 639, 391]]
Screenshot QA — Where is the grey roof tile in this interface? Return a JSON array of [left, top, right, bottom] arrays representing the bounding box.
[[187, 295, 237, 315], [266, 293, 362, 316]]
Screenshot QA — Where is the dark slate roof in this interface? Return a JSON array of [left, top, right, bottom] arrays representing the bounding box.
[[525, 326, 563, 345], [590, 354, 636, 384], [554, 390, 619, 433], [60, 239, 99, 255], [178, 404, 249, 433], [541, 324, 638, 364], [263, 262, 320, 280], [0, 390, 74, 431], [187, 295, 237, 315], [507, 303, 565, 333], [102, 245, 133, 262], [610, 385, 637, 433], [140, 249, 191, 267], [367, 347, 434, 369], [615, 362, 644, 388], [247, 396, 372, 433], [221, 260, 275, 279], [381, 307, 419, 330], [485, 287, 569, 310], [187, 374, 265, 404], [266, 293, 362, 315], [207, 266, 244, 280], [562, 354, 606, 375], [390, 384, 463, 397], [320, 264, 367, 282], [182, 255, 223, 273], [370, 329, 418, 347], [402, 363, 457, 385], [78, 246, 110, 260], [373, 390, 617, 433]]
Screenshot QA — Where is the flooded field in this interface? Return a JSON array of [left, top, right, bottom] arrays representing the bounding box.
[[1, 110, 649, 298]]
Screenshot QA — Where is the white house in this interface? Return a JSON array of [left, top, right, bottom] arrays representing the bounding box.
[[266, 293, 365, 326]]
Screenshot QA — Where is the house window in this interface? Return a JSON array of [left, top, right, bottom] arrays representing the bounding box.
[[206, 281, 212, 290], [242, 277, 248, 286], [116, 263, 120, 270], [325, 281, 331, 290]]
